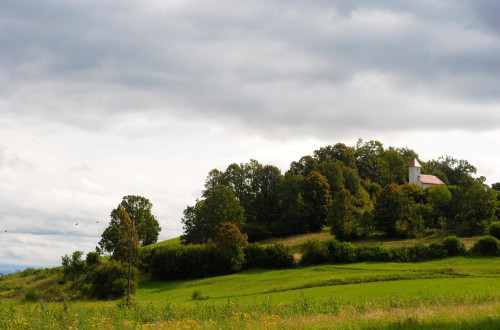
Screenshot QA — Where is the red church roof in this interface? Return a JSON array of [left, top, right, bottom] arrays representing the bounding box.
[[418, 174, 445, 185], [409, 158, 421, 167]]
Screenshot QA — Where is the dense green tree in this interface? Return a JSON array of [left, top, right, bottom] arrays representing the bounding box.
[[452, 180, 498, 235], [253, 165, 282, 228], [98, 195, 161, 254], [355, 139, 384, 183], [329, 189, 356, 240], [425, 156, 477, 186], [342, 165, 362, 196], [380, 147, 407, 185], [426, 185, 452, 217], [181, 185, 246, 244], [275, 172, 308, 237], [315, 143, 357, 168], [220, 160, 263, 225], [220, 163, 247, 200], [287, 155, 318, 177], [374, 183, 423, 238], [492, 183, 500, 194], [303, 171, 332, 232], [202, 168, 223, 198], [318, 159, 344, 195]]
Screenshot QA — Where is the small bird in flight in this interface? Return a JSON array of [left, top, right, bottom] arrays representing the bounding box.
[[75, 223, 78, 226], [96, 220, 99, 223]]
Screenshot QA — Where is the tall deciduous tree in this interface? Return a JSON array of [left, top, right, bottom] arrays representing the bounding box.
[[98, 195, 161, 254], [112, 209, 139, 265], [112, 208, 139, 299], [373, 183, 423, 238], [452, 180, 498, 235], [181, 185, 246, 244], [303, 171, 332, 232]]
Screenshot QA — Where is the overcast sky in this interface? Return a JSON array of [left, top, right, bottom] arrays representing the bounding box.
[[1, 0, 500, 270]]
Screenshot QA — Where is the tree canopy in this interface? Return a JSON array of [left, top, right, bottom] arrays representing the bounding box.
[[98, 195, 161, 254], [180, 139, 499, 242]]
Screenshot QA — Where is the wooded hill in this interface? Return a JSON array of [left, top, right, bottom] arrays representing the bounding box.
[[182, 139, 500, 243]]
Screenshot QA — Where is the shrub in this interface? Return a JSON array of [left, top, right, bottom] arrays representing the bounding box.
[[428, 242, 447, 259], [242, 243, 295, 270], [24, 287, 38, 302], [391, 246, 412, 262], [356, 246, 392, 262], [488, 222, 500, 240], [262, 244, 295, 269], [191, 290, 208, 300], [91, 260, 138, 299], [149, 244, 245, 280], [442, 236, 466, 256], [300, 239, 328, 266], [323, 240, 357, 263], [242, 244, 265, 269], [411, 243, 431, 261], [472, 236, 500, 256]]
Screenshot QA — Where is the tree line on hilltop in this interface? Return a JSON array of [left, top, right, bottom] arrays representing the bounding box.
[[181, 139, 500, 243]]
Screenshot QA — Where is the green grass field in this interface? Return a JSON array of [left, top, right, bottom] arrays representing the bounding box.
[[2, 256, 500, 329], [1, 232, 498, 329]]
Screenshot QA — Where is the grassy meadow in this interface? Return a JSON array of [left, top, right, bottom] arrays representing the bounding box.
[[2, 254, 500, 329]]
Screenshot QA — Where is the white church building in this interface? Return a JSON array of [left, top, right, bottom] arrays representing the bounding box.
[[409, 158, 445, 188]]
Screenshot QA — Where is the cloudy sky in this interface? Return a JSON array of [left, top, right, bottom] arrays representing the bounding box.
[[1, 0, 500, 270]]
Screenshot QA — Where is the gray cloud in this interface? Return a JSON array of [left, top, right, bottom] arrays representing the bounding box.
[[1, 0, 499, 136]]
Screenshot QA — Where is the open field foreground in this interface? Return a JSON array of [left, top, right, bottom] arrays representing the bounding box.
[[2, 256, 500, 329]]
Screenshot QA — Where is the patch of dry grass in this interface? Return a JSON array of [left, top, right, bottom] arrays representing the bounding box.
[[259, 231, 334, 254]]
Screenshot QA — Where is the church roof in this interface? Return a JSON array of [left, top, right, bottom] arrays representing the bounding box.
[[409, 158, 421, 167], [418, 174, 445, 185]]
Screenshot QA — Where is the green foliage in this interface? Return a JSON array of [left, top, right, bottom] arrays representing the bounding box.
[[85, 252, 101, 266], [488, 222, 500, 240], [242, 243, 295, 270], [472, 236, 500, 256], [181, 140, 499, 244], [428, 242, 448, 258], [181, 186, 246, 244], [374, 183, 424, 238], [303, 171, 332, 232], [112, 208, 140, 266], [452, 181, 498, 235], [61, 251, 85, 287], [24, 287, 39, 302], [442, 236, 466, 256], [91, 260, 137, 299], [355, 246, 393, 262], [299, 239, 328, 266], [323, 239, 357, 263], [328, 188, 373, 240], [149, 243, 246, 280], [98, 195, 161, 254], [253, 165, 282, 234], [274, 172, 307, 238]]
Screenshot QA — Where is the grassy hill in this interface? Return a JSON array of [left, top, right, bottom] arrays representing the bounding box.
[[2, 256, 500, 328], [1, 234, 498, 329]]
